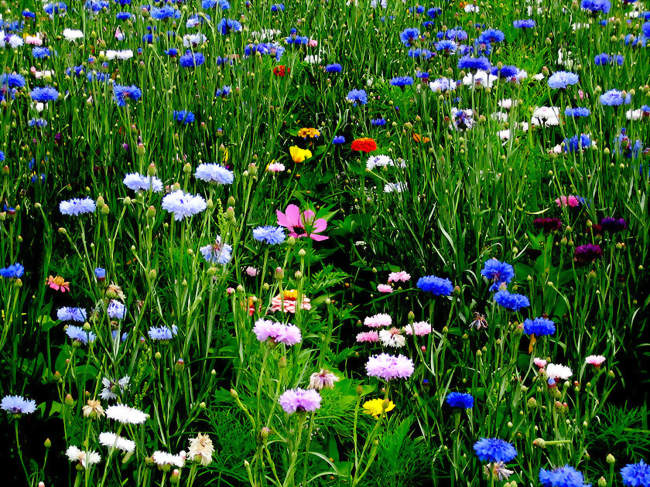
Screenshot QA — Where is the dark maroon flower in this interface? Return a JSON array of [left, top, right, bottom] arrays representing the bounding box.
[[574, 244, 602, 264], [533, 217, 562, 232], [599, 217, 627, 233]]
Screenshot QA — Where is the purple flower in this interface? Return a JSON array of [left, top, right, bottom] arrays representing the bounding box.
[[599, 217, 627, 233], [278, 388, 321, 413], [252, 319, 301, 346], [574, 244, 602, 263]]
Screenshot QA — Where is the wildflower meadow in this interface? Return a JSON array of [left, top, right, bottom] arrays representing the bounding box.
[[2, 0, 650, 485]]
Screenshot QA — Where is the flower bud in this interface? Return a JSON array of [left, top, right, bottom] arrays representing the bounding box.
[[597, 477, 607, 487], [606, 454, 615, 464], [44, 438, 51, 448]]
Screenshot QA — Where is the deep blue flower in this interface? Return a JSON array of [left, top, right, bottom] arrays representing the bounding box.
[[244, 43, 285, 61], [95, 268, 106, 280], [180, 51, 205, 68], [644, 22, 650, 38], [477, 28, 505, 44], [457, 56, 490, 71], [445, 392, 474, 409], [600, 89, 631, 106], [66, 325, 97, 345], [173, 110, 195, 124], [399, 27, 420, 46], [390, 76, 414, 87], [408, 48, 433, 59], [440, 27, 467, 41], [218, 18, 242, 35], [116, 12, 132, 20], [151, 6, 180, 19], [581, 0, 611, 13], [1, 395, 37, 415], [215, 85, 231, 97], [621, 460, 650, 487], [23, 10, 36, 19], [494, 290, 530, 311], [490, 65, 519, 79], [548, 71, 579, 89], [565, 107, 591, 117], [253, 226, 286, 245], [427, 7, 441, 18], [85, 0, 109, 12], [539, 465, 589, 487], [600, 217, 627, 233], [0, 263, 24, 279], [202, 0, 230, 9], [564, 134, 592, 153], [113, 84, 141, 106], [513, 19, 536, 28], [371, 118, 387, 126], [435, 40, 457, 52], [416, 275, 454, 296], [346, 89, 367, 106], [271, 3, 285, 11], [524, 317, 556, 336], [44, 2, 67, 15], [30, 86, 59, 102], [473, 438, 517, 463], [332, 136, 346, 144], [480, 258, 514, 291], [325, 63, 342, 73], [165, 48, 178, 57], [0, 73, 25, 88]]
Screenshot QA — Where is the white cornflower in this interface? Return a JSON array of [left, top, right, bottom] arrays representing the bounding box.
[[100, 376, 130, 401], [104, 49, 133, 61], [63, 28, 84, 41], [379, 328, 406, 348], [531, 106, 561, 127], [123, 173, 163, 192], [545, 363, 573, 380], [152, 450, 186, 468], [161, 190, 207, 221], [66, 446, 101, 468], [194, 163, 234, 184], [99, 432, 136, 453], [105, 404, 149, 424], [188, 433, 214, 466]]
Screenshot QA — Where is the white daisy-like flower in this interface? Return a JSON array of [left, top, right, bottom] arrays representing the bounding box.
[[626, 109, 643, 121], [123, 173, 163, 193], [384, 182, 407, 193], [105, 404, 149, 424], [183, 33, 207, 47], [99, 432, 136, 453], [531, 106, 561, 127], [304, 55, 321, 64], [545, 363, 573, 380], [188, 433, 214, 466], [462, 70, 497, 89], [364, 313, 392, 328], [379, 328, 406, 348], [66, 446, 101, 468], [404, 321, 432, 336], [366, 155, 394, 170], [152, 450, 186, 468], [63, 28, 84, 41], [104, 49, 133, 61]]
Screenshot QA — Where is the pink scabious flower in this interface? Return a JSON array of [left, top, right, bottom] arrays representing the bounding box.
[[276, 204, 328, 241], [270, 290, 311, 314], [404, 321, 432, 336], [364, 313, 392, 328], [585, 355, 606, 368], [356, 331, 379, 343], [377, 284, 393, 293], [533, 358, 547, 369], [366, 353, 414, 380], [555, 195, 581, 208], [245, 266, 258, 277], [278, 388, 321, 414], [387, 271, 411, 283], [252, 319, 301, 346]]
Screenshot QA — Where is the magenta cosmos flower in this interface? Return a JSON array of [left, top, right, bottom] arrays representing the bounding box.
[[276, 204, 328, 241]]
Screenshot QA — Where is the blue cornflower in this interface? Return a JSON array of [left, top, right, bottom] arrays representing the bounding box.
[[85, 0, 109, 12], [565, 107, 591, 117], [600, 89, 631, 106], [57, 307, 87, 322], [173, 110, 195, 124], [271, 3, 284, 11], [202, 0, 230, 8], [435, 40, 457, 52], [539, 465, 590, 487], [218, 18, 242, 34], [148, 325, 178, 341], [194, 163, 233, 184], [346, 89, 368, 106], [333, 136, 346, 144], [564, 134, 592, 152], [445, 392, 474, 409], [30, 86, 59, 103], [524, 317, 556, 336], [399, 27, 420, 46], [371, 118, 387, 126], [325, 63, 342, 73], [95, 268, 106, 280], [494, 290, 530, 311], [253, 226, 286, 245], [416, 275, 454, 296], [44, 2, 67, 15], [390, 76, 414, 87], [215, 85, 231, 97], [164, 48, 178, 57], [116, 12, 132, 20], [427, 7, 441, 18], [477, 28, 505, 44], [480, 258, 514, 291], [107, 300, 126, 320], [59, 197, 96, 216], [621, 460, 650, 486], [595, 53, 624, 66], [644, 22, 650, 38], [408, 48, 433, 59], [142, 33, 154, 44], [66, 325, 97, 345], [0, 151, 4, 161], [490, 65, 519, 79], [200, 237, 233, 264], [151, 6, 180, 19], [457, 56, 490, 71], [23, 10, 36, 19], [548, 71, 579, 89], [113, 84, 141, 106], [0, 263, 24, 279], [179, 50, 205, 68], [581, 0, 611, 13], [0, 73, 25, 88], [513, 19, 536, 28], [473, 438, 517, 463], [1, 395, 37, 415]]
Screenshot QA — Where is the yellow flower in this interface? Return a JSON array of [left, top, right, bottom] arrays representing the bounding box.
[[297, 127, 321, 139], [282, 289, 298, 300], [363, 398, 395, 418], [289, 146, 312, 163]]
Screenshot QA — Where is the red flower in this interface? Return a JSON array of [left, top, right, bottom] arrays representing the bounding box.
[[350, 138, 377, 153], [273, 65, 290, 77]]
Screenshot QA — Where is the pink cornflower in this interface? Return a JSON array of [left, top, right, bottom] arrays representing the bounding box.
[[245, 266, 258, 277], [276, 204, 328, 241], [363, 313, 391, 328], [585, 355, 605, 368], [267, 162, 286, 173], [309, 369, 339, 390], [252, 319, 302, 346], [377, 284, 393, 293], [278, 388, 321, 414], [226, 287, 235, 295], [308, 39, 318, 47], [533, 358, 547, 369], [404, 321, 432, 336], [387, 271, 411, 283], [356, 331, 379, 343], [555, 195, 581, 208], [366, 353, 414, 380]]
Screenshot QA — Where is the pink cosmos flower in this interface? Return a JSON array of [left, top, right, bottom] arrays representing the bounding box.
[[585, 355, 605, 368], [377, 284, 393, 293], [276, 204, 328, 241], [387, 271, 411, 283], [270, 290, 311, 314], [356, 331, 379, 343]]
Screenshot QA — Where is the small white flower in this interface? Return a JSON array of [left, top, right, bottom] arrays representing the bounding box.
[[105, 404, 149, 424], [152, 450, 186, 468], [188, 434, 214, 466], [105, 49, 133, 61], [379, 328, 406, 348], [63, 28, 84, 41], [546, 363, 573, 380], [531, 107, 561, 127], [66, 446, 101, 468], [99, 432, 136, 453]]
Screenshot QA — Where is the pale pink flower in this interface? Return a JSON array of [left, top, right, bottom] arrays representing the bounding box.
[[366, 353, 414, 380], [276, 204, 328, 241], [309, 369, 339, 390], [404, 321, 432, 336], [267, 162, 286, 173], [245, 266, 258, 277], [533, 358, 547, 369], [387, 271, 411, 283], [585, 355, 605, 368], [26, 35, 43, 46], [308, 39, 318, 47], [356, 331, 379, 343], [377, 284, 393, 293], [363, 313, 391, 328]]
